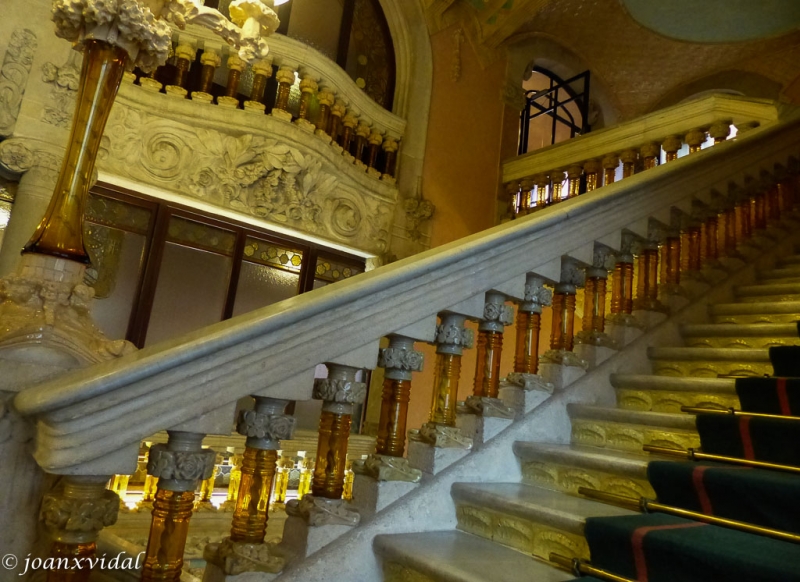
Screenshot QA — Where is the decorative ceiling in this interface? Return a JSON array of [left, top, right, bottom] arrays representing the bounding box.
[[427, 0, 800, 119]]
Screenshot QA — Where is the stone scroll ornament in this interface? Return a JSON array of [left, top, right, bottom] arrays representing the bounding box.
[[51, 0, 279, 73]]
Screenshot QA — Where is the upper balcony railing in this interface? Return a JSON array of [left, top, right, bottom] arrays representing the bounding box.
[[504, 94, 783, 218]]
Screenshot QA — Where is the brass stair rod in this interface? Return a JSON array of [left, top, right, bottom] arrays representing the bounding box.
[[643, 444, 800, 475], [577, 487, 800, 544], [549, 553, 636, 582], [681, 406, 800, 421]]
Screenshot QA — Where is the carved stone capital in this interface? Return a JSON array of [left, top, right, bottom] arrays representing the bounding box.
[[521, 276, 552, 312], [558, 258, 585, 292], [505, 373, 554, 393], [40, 480, 119, 544], [353, 454, 422, 482], [236, 410, 295, 442], [662, 135, 682, 153], [147, 445, 216, 482], [464, 396, 515, 419], [378, 347, 424, 372], [685, 128, 707, 148], [285, 495, 360, 526], [299, 75, 319, 94], [648, 219, 669, 244], [312, 378, 367, 404], [482, 302, 515, 326], [592, 244, 617, 273], [275, 65, 296, 85], [413, 423, 473, 449], [435, 323, 474, 349], [205, 538, 286, 575]]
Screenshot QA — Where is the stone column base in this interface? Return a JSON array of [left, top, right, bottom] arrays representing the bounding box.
[[350, 473, 418, 520]]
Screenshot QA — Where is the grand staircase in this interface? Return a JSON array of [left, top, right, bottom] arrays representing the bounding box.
[[374, 237, 800, 582]]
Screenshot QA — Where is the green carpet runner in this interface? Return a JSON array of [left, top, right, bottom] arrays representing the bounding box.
[[737, 377, 800, 415], [695, 413, 800, 465], [768, 345, 800, 377], [647, 460, 800, 533], [584, 513, 800, 582]]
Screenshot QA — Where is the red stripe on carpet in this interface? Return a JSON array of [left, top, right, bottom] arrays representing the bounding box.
[[632, 522, 708, 581], [691, 465, 713, 515], [776, 378, 791, 415], [739, 416, 755, 460]]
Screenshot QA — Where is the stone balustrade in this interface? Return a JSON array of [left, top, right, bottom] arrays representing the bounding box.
[[503, 94, 781, 217], [135, 23, 404, 184], [11, 96, 800, 580]]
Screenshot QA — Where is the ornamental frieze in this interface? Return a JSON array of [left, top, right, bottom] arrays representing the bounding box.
[[98, 89, 398, 256]]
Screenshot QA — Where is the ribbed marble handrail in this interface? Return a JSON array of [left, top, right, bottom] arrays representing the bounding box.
[[15, 106, 800, 473]]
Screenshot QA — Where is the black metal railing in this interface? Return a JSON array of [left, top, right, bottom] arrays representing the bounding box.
[[518, 68, 591, 155]]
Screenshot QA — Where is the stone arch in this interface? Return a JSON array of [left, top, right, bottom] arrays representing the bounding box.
[[649, 70, 784, 112], [505, 34, 621, 130]]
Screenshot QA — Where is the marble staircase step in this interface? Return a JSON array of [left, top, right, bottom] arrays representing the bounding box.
[[450, 482, 634, 561], [679, 322, 800, 349], [734, 282, 800, 303], [374, 530, 572, 582], [567, 403, 700, 452], [759, 266, 800, 280], [709, 301, 800, 324], [513, 442, 655, 498], [610, 374, 737, 412], [647, 346, 771, 377], [776, 254, 800, 267]]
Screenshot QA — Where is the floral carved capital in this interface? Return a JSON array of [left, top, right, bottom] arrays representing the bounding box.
[[523, 279, 553, 306], [147, 445, 216, 481], [378, 347, 424, 372], [483, 302, 514, 326], [236, 410, 295, 441], [312, 378, 367, 404], [435, 323, 474, 348], [40, 489, 119, 534]]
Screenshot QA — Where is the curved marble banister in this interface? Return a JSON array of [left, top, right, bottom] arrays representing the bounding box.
[[15, 111, 800, 472]]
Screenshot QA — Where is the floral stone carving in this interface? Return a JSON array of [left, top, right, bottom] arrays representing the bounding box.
[[41, 52, 81, 128], [312, 378, 367, 404], [378, 347, 424, 371], [285, 494, 360, 526], [40, 489, 119, 535], [205, 538, 286, 575], [147, 446, 216, 481], [0, 28, 37, 138], [483, 302, 514, 325], [435, 323, 474, 348], [99, 105, 396, 255], [353, 454, 422, 482], [236, 409, 296, 441]]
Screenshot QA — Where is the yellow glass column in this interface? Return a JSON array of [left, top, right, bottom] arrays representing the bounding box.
[[633, 243, 665, 312], [640, 143, 659, 170], [567, 165, 582, 198], [40, 476, 119, 582], [24, 40, 127, 264], [512, 276, 551, 378], [354, 122, 371, 166], [315, 87, 336, 136], [620, 149, 638, 178], [709, 120, 731, 144], [165, 43, 195, 98], [685, 128, 706, 154], [367, 130, 385, 173], [217, 54, 245, 108], [535, 174, 550, 208], [505, 182, 520, 218], [375, 336, 424, 458], [519, 178, 534, 214], [602, 155, 619, 186], [328, 99, 347, 143], [473, 293, 514, 399], [295, 72, 319, 129], [576, 246, 616, 348], [662, 136, 682, 162], [417, 314, 474, 448], [297, 454, 313, 498], [271, 65, 296, 121], [340, 113, 359, 154], [142, 432, 216, 582], [244, 58, 274, 112], [584, 160, 601, 192], [230, 398, 294, 543], [219, 453, 243, 512], [382, 137, 400, 180], [190, 49, 220, 104], [550, 171, 565, 203], [311, 365, 367, 500], [607, 234, 638, 330]]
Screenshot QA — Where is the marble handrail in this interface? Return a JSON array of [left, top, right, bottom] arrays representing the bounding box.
[[15, 106, 800, 474], [504, 93, 782, 184]]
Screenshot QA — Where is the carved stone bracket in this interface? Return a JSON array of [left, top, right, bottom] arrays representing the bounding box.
[[413, 423, 473, 449], [285, 495, 360, 527], [557, 258, 586, 293], [403, 193, 434, 243], [647, 218, 669, 245], [378, 347, 424, 372], [353, 454, 422, 482], [236, 409, 295, 442], [591, 244, 617, 275], [504, 373, 554, 393], [464, 395, 515, 419], [482, 302, 515, 326], [205, 537, 286, 575], [147, 446, 216, 482], [0, 28, 37, 138], [540, 349, 589, 369], [312, 378, 367, 404], [618, 232, 638, 262]]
